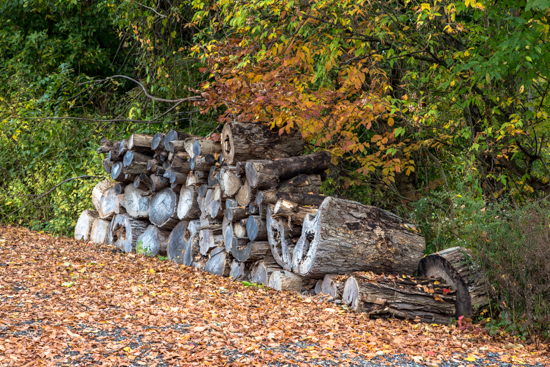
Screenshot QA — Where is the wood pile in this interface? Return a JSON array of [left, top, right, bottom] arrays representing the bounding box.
[[77, 123, 489, 324]]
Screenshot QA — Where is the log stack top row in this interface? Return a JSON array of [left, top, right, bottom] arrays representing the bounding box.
[[76, 121, 490, 324]]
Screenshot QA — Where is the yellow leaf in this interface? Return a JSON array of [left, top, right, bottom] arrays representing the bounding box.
[[466, 356, 476, 362], [402, 94, 408, 101], [519, 85, 524, 94], [123, 347, 131, 352], [388, 117, 394, 127], [149, 268, 155, 274], [434, 294, 444, 302]]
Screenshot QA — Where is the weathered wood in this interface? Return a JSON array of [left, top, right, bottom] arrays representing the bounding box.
[[103, 158, 113, 174], [277, 192, 326, 207], [246, 216, 267, 241], [213, 185, 226, 202], [127, 133, 154, 154], [114, 183, 125, 195], [99, 187, 126, 219], [149, 188, 179, 230], [236, 180, 256, 207], [417, 247, 490, 318], [167, 220, 189, 264], [235, 161, 246, 177], [205, 247, 231, 277], [204, 188, 223, 219], [232, 240, 270, 262], [151, 133, 165, 151], [273, 199, 318, 225], [184, 220, 201, 267], [75, 210, 99, 241], [199, 215, 223, 256], [136, 225, 169, 257], [155, 151, 168, 163], [224, 206, 251, 222], [245, 151, 331, 189], [109, 214, 149, 253], [170, 152, 192, 173], [234, 221, 247, 238], [177, 186, 201, 220], [97, 138, 119, 154], [221, 122, 304, 164], [266, 205, 296, 271], [321, 274, 344, 299], [230, 259, 248, 280], [193, 139, 222, 158], [190, 154, 216, 171], [134, 174, 151, 191], [292, 197, 425, 277], [268, 270, 303, 292], [343, 274, 456, 324], [90, 218, 111, 245], [92, 180, 116, 211], [149, 174, 169, 192], [111, 162, 132, 182], [249, 256, 282, 285], [315, 280, 323, 295], [122, 185, 150, 218]]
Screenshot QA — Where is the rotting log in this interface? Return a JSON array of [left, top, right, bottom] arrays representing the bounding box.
[[167, 220, 189, 264], [221, 121, 304, 165], [122, 185, 150, 219], [136, 225, 169, 257], [292, 197, 426, 277], [90, 218, 111, 245], [268, 270, 303, 292], [417, 247, 490, 318], [75, 210, 99, 241], [109, 214, 149, 253], [245, 151, 331, 189], [343, 274, 456, 324], [149, 188, 179, 230]]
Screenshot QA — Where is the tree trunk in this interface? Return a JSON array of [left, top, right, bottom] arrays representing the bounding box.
[[136, 225, 169, 257], [273, 199, 318, 225], [249, 256, 282, 285], [149, 188, 179, 230], [90, 218, 111, 245], [109, 214, 149, 253], [221, 122, 304, 164], [177, 186, 201, 220], [245, 151, 331, 188], [92, 180, 116, 211], [122, 185, 150, 219], [292, 197, 426, 277], [205, 247, 231, 277], [167, 220, 189, 264], [268, 270, 303, 292], [246, 216, 267, 241], [417, 247, 490, 318], [232, 240, 270, 262], [343, 274, 456, 324], [230, 260, 248, 280], [74, 210, 98, 241], [127, 133, 154, 154], [99, 187, 126, 219]]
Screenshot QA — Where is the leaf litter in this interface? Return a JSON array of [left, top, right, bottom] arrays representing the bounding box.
[[0, 226, 548, 366]]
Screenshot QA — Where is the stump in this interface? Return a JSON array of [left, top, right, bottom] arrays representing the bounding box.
[[136, 225, 169, 257], [292, 197, 425, 277], [343, 274, 456, 324], [122, 185, 150, 219], [221, 121, 304, 165], [417, 247, 490, 318], [75, 210, 98, 241], [90, 218, 111, 245], [167, 220, 189, 264], [149, 188, 179, 230], [109, 214, 149, 253], [268, 270, 303, 292]]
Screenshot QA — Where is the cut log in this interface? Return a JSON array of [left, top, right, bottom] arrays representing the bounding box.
[[266, 205, 296, 271], [147, 159, 162, 174], [92, 180, 116, 211], [234, 221, 247, 238], [245, 151, 331, 189], [149, 174, 169, 192], [74, 210, 99, 241], [151, 133, 165, 151], [170, 152, 192, 173], [268, 270, 303, 292], [236, 180, 256, 207], [204, 188, 223, 219], [224, 206, 251, 222], [230, 260, 248, 280], [111, 162, 132, 182], [315, 280, 323, 295], [208, 166, 220, 186], [277, 192, 326, 207], [185, 171, 208, 186], [149, 188, 179, 230], [167, 139, 192, 154], [121, 185, 150, 218], [134, 174, 151, 191], [155, 151, 168, 162], [103, 158, 113, 174], [190, 155, 216, 171], [108, 150, 122, 162], [417, 247, 490, 318], [184, 220, 201, 267], [205, 247, 230, 277], [343, 274, 456, 324], [199, 216, 223, 256], [232, 240, 270, 262], [170, 172, 188, 186], [292, 196, 426, 277], [321, 274, 344, 299], [246, 216, 267, 241], [136, 225, 169, 257], [122, 151, 150, 175], [97, 138, 119, 154], [221, 122, 304, 165], [99, 187, 126, 219], [273, 199, 318, 225], [127, 133, 154, 154], [163, 129, 196, 151], [109, 214, 149, 253], [177, 186, 201, 220], [249, 256, 282, 285], [118, 139, 128, 156], [235, 161, 246, 177], [90, 218, 111, 245], [193, 139, 222, 158], [114, 183, 125, 195], [167, 220, 189, 264]]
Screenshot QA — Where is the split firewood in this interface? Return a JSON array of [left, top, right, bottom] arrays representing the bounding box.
[[236, 180, 256, 207], [149, 188, 179, 230], [199, 216, 223, 256], [167, 220, 189, 264], [184, 220, 201, 267], [246, 216, 267, 241], [230, 260, 248, 280], [149, 174, 169, 192], [205, 247, 231, 277], [136, 225, 169, 257], [74, 210, 98, 241], [90, 218, 111, 245], [99, 187, 126, 219]]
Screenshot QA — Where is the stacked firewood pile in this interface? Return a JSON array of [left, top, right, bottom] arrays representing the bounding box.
[[75, 122, 489, 324]]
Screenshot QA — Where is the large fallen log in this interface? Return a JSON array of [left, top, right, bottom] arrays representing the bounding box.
[[74, 210, 98, 241], [245, 151, 331, 189], [343, 274, 456, 324], [167, 220, 189, 264], [292, 197, 425, 277], [417, 247, 490, 318], [136, 225, 169, 257], [149, 188, 179, 229], [122, 185, 150, 218], [90, 218, 111, 245], [221, 122, 304, 165], [109, 214, 149, 253]]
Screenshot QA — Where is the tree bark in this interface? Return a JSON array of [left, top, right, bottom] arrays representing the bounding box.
[[232, 240, 270, 262], [151, 133, 165, 151], [246, 216, 267, 241], [90, 218, 111, 245], [221, 122, 304, 164], [268, 270, 303, 292], [292, 197, 426, 277], [122, 185, 150, 219], [273, 199, 318, 225], [205, 247, 231, 277], [417, 247, 490, 318], [277, 192, 326, 207], [230, 259, 249, 280], [236, 180, 256, 207], [74, 210, 98, 241], [249, 256, 283, 285], [245, 151, 331, 188], [149, 188, 179, 230], [127, 133, 154, 154], [343, 274, 456, 324], [136, 225, 169, 257], [167, 220, 189, 264], [109, 214, 149, 253], [92, 180, 116, 211]]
